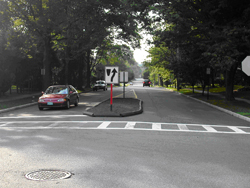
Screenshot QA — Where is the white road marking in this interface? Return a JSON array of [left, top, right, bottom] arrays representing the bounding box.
[[0, 122, 11, 127], [227, 126, 246, 133], [177, 124, 188, 130], [48, 122, 60, 127], [202, 125, 218, 132], [97, 122, 111, 129], [152, 123, 161, 130], [0, 120, 249, 134], [125, 122, 136, 129], [0, 115, 87, 119]]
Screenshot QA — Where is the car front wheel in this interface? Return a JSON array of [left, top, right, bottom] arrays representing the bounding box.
[[65, 100, 70, 109], [39, 107, 43, 110], [75, 98, 79, 106]]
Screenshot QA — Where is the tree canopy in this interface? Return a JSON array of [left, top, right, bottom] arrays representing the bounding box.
[[145, 0, 250, 100], [1, 0, 250, 100]]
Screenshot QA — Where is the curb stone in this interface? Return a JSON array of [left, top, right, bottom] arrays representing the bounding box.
[[120, 100, 143, 117], [0, 102, 38, 114], [167, 88, 250, 123], [83, 98, 143, 117]]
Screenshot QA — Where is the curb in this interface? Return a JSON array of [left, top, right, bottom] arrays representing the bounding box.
[[167, 89, 250, 123], [0, 102, 38, 114], [120, 100, 143, 117], [83, 98, 143, 117]]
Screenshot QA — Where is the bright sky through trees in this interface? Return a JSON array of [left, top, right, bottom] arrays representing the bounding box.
[[133, 33, 153, 64]]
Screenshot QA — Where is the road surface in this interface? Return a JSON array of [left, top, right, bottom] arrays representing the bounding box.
[[1, 81, 250, 188]]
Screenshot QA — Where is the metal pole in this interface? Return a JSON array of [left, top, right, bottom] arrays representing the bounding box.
[[123, 72, 125, 98], [207, 68, 210, 100], [110, 84, 113, 111]]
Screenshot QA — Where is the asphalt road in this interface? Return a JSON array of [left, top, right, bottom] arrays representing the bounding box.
[[1, 79, 250, 188]]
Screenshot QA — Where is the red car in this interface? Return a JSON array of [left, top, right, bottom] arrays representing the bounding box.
[[38, 85, 79, 110]]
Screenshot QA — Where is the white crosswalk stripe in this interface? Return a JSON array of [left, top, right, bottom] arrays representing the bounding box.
[[125, 122, 136, 129], [177, 124, 188, 131], [0, 121, 249, 134], [0, 122, 11, 127], [152, 123, 161, 130], [227, 126, 246, 133], [202, 125, 218, 132], [97, 122, 111, 129]]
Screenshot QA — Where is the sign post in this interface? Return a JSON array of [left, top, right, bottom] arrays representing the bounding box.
[[110, 84, 113, 111], [105, 66, 119, 111], [120, 72, 128, 98]]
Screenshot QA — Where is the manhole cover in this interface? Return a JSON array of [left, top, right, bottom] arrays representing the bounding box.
[[25, 170, 72, 181]]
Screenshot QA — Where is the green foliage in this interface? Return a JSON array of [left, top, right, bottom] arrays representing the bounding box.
[[1, 0, 155, 89], [145, 0, 250, 100]]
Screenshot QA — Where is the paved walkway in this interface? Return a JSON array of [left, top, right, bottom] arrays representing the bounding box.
[[0, 92, 41, 103]]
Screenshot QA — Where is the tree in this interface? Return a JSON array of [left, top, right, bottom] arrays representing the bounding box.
[[149, 0, 250, 100], [2, 0, 163, 91]]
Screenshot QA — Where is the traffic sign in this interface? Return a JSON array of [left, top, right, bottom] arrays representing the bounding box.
[[105, 66, 119, 84], [120, 72, 128, 83], [242, 56, 250, 76]]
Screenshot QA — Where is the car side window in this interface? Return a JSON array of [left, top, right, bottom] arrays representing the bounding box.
[[69, 86, 77, 93]]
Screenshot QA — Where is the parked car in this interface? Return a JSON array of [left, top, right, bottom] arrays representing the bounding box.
[[93, 80, 107, 91], [38, 85, 79, 110], [143, 79, 151, 87]]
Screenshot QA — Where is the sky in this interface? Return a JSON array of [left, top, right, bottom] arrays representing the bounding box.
[[133, 33, 153, 65], [133, 48, 150, 65]]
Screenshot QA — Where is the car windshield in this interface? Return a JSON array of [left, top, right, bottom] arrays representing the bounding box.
[[45, 86, 68, 94], [96, 81, 104, 84]]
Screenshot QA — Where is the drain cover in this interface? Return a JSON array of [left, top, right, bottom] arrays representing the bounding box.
[[25, 170, 72, 181]]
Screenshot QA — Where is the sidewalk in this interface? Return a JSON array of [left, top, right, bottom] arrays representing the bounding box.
[[0, 91, 41, 113], [0, 92, 41, 103]]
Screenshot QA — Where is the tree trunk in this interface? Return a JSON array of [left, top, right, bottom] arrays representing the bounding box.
[[77, 53, 85, 89], [86, 49, 91, 88], [43, 37, 51, 91], [65, 47, 69, 85], [225, 62, 238, 101]]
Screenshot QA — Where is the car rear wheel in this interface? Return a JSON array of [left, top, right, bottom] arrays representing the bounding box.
[[74, 98, 79, 106], [38, 107, 43, 110]]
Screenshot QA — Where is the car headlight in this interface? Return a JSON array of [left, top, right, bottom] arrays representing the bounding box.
[[38, 99, 45, 102], [58, 98, 66, 102]]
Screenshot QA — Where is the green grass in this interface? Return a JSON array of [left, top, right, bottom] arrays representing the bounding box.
[[166, 87, 199, 94], [0, 105, 7, 109], [237, 112, 250, 117], [195, 85, 244, 93]]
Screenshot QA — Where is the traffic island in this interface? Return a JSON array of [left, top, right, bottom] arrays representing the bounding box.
[[83, 98, 143, 117]]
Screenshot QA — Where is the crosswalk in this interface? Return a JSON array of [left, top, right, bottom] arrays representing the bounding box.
[[0, 121, 249, 134]]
